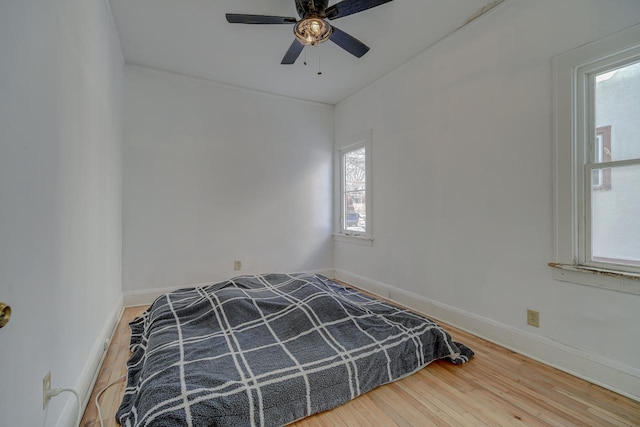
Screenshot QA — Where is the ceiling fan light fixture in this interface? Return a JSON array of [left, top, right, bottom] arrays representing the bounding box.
[[294, 17, 332, 46]]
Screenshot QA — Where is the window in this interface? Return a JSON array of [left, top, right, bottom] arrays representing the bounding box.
[[553, 24, 640, 286], [589, 62, 640, 268], [336, 131, 372, 242]]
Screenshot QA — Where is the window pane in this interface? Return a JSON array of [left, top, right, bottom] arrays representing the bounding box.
[[594, 61, 640, 163], [343, 147, 366, 233], [591, 163, 640, 266]]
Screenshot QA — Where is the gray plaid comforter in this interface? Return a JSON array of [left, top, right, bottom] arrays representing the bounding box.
[[116, 273, 473, 426]]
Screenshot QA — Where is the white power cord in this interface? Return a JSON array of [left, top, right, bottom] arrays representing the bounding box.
[[46, 388, 81, 427], [95, 374, 126, 427]]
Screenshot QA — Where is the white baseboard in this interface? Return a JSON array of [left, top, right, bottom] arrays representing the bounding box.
[[124, 284, 190, 307], [123, 269, 336, 307], [57, 298, 124, 427], [334, 269, 640, 402]]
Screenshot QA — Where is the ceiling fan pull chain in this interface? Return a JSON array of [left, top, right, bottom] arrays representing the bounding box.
[[304, 46, 308, 66], [317, 45, 322, 75]]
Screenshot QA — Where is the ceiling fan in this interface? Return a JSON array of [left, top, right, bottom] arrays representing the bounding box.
[[226, 0, 393, 65]]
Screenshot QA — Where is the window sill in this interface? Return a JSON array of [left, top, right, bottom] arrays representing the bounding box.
[[333, 233, 374, 246], [548, 262, 640, 295]]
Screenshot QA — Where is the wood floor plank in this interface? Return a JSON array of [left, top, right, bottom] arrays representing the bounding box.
[[80, 305, 640, 427], [412, 367, 513, 426]]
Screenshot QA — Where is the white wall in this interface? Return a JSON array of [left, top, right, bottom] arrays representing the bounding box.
[[122, 66, 334, 295], [334, 0, 640, 399], [0, 1, 124, 426]]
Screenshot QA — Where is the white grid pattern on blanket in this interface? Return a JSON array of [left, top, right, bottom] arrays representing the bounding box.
[[118, 273, 470, 427]]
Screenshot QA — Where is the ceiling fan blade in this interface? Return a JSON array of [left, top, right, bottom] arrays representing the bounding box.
[[325, 0, 393, 20], [226, 14, 297, 24], [329, 25, 370, 58], [281, 39, 304, 64]]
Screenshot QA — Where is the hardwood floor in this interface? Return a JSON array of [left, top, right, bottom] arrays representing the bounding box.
[[80, 305, 640, 427]]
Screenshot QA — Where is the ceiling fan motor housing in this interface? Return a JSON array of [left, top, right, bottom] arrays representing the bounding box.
[[296, 0, 330, 18]]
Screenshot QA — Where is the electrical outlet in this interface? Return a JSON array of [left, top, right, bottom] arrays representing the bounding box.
[[527, 309, 540, 327], [234, 260, 241, 271], [42, 371, 51, 409]]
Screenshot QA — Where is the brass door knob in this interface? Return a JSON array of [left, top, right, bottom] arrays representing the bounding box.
[[0, 302, 11, 328]]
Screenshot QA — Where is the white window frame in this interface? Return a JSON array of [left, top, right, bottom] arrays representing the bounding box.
[[334, 131, 373, 245], [552, 23, 640, 294]]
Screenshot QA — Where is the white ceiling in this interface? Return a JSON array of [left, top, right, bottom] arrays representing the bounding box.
[[108, 0, 497, 105]]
